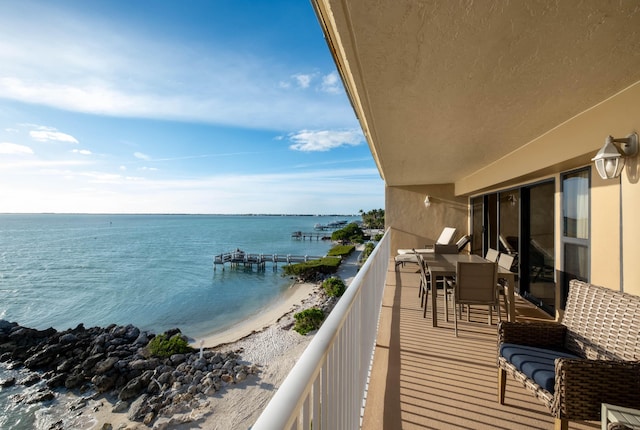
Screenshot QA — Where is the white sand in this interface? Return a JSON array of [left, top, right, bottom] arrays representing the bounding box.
[[89, 246, 361, 429], [197, 281, 318, 348]]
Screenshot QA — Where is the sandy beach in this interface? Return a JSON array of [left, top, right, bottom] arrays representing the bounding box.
[[88, 246, 361, 430], [198, 280, 319, 348]]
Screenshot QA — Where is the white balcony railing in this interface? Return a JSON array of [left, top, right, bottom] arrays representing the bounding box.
[[252, 229, 391, 429]]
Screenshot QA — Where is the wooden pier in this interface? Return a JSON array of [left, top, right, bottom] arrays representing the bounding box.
[[291, 231, 331, 240], [213, 250, 326, 271]]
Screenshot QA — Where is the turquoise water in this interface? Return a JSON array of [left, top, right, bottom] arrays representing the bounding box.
[[0, 213, 357, 429]]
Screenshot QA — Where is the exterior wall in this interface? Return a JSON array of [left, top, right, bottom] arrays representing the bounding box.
[[383, 85, 640, 297], [386, 184, 468, 253], [622, 160, 640, 296], [590, 172, 622, 291], [452, 83, 640, 296]]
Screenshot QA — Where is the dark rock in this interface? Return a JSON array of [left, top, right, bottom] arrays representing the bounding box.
[[0, 377, 16, 387], [127, 394, 149, 421], [59, 333, 78, 344], [119, 376, 145, 401], [94, 356, 119, 374], [92, 373, 118, 393], [129, 358, 159, 371], [46, 373, 66, 388], [24, 344, 63, 369], [82, 353, 105, 371], [26, 388, 55, 404], [170, 354, 186, 365], [112, 399, 129, 413], [65, 372, 85, 389], [19, 373, 41, 386]]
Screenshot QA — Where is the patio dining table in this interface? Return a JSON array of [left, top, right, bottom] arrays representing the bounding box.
[[420, 253, 516, 327]]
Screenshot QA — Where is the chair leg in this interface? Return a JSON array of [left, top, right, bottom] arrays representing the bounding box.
[[554, 418, 568, 430], [488, 305, 492, 325], [453, 290, 458, 337], [423, 287, 429, 318], [498, 368, 506, 404], [444, 289, 449, 322]]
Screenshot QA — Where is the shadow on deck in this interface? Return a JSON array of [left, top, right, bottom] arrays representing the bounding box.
[[361, 260, 600, 430]]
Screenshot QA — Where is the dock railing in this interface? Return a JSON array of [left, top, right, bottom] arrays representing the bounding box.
[[251, 229, 391, 430]]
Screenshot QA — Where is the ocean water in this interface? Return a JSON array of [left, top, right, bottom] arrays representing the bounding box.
[[0, 213, 356, 429]]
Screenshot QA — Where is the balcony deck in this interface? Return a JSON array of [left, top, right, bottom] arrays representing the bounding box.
[[361, 260, 600, 430]]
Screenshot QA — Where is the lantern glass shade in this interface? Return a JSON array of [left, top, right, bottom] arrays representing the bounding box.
[[592, 139, 624, 179]]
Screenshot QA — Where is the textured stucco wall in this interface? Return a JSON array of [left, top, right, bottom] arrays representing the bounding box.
[[386, 184, 468, 254]]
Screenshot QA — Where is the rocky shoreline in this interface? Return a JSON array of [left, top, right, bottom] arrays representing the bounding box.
[[0, 319, 257, 427]]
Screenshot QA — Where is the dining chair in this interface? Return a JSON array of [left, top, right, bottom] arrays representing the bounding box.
[[496, 253, 515, 315], [497, 253, 515, 271], [415, 252, 430, 313], [485, 248, 499, 262], [448, 261, 499, 337]]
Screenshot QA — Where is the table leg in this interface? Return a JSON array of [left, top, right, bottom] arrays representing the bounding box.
[[432, 277, 438, 327]]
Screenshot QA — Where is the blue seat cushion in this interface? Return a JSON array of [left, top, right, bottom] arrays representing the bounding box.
[[500, 343, 581, 393]]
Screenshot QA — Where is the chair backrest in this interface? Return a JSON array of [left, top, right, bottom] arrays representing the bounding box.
[[499, 234, 516, 254], [414, 251, 429, 286], [436, 227, 457, 245], [485, 248, 499, 262], [456, 235, 471, 252], [498, 253, 515, 271], [563, 279, 640, 360], [455, 262, 497, 304]]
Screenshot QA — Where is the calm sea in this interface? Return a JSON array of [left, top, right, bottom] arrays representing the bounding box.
[[0, 213, 356, 429]]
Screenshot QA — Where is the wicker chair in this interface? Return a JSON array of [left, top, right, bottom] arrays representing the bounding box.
[[497, 279, 640, 430]]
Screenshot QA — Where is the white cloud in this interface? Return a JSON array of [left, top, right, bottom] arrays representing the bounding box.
[[134, 152, 150, 161], [140, 166, 158, 171], [0, 142, 34, 155], [30, 129, 79, 144], [293, 73, 313, 89], [289, 129, 364, 152], [72, 149, 92, 155], [321, 71, 342, 94], [0, 5, 358, 131]]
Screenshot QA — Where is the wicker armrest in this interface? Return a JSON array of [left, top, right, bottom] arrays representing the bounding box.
[[552, 359, 640, 422], [498, 321, 567, 348]]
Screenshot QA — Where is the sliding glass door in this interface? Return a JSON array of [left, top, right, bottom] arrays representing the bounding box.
[[471, 180, 555, 314], [560, 169, 590, 308], [522, 181, 556, 312]]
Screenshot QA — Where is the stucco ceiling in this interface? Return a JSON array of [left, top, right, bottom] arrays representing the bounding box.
[[313, 0, 640, 187]]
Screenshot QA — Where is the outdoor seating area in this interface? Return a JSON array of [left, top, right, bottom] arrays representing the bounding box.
[[498, 280, 640, 430], [394, 228, 471, 269], [362, 258, 602, 429], [412, 248, 517, 327]]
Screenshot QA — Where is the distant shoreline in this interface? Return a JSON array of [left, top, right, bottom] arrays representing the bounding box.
[[0, 212, 360, 217]]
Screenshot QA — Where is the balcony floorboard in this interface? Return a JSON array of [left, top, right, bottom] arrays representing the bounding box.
[[361, 260, 600, 429]]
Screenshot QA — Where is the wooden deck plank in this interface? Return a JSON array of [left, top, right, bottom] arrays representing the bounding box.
[[362, 259, 600, 430]]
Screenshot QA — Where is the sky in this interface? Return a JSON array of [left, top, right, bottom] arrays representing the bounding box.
[[0, 0, 384, 215]]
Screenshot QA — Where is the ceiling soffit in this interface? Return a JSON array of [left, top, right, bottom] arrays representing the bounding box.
[[315, 0, 640, 187]]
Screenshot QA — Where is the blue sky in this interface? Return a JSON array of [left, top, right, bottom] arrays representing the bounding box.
[[0, 0, 384, 214]]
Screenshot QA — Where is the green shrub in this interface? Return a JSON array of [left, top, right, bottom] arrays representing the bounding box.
[[293, 308, 325, 335], [331, 223, 364, 243], [327, 245, 355, 257], [373, 233, 383, 242], [322, 277, 346, 297], [360, 242, 376, 264], [282, 257, 341, 281], [148, 333, 192, 358]]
